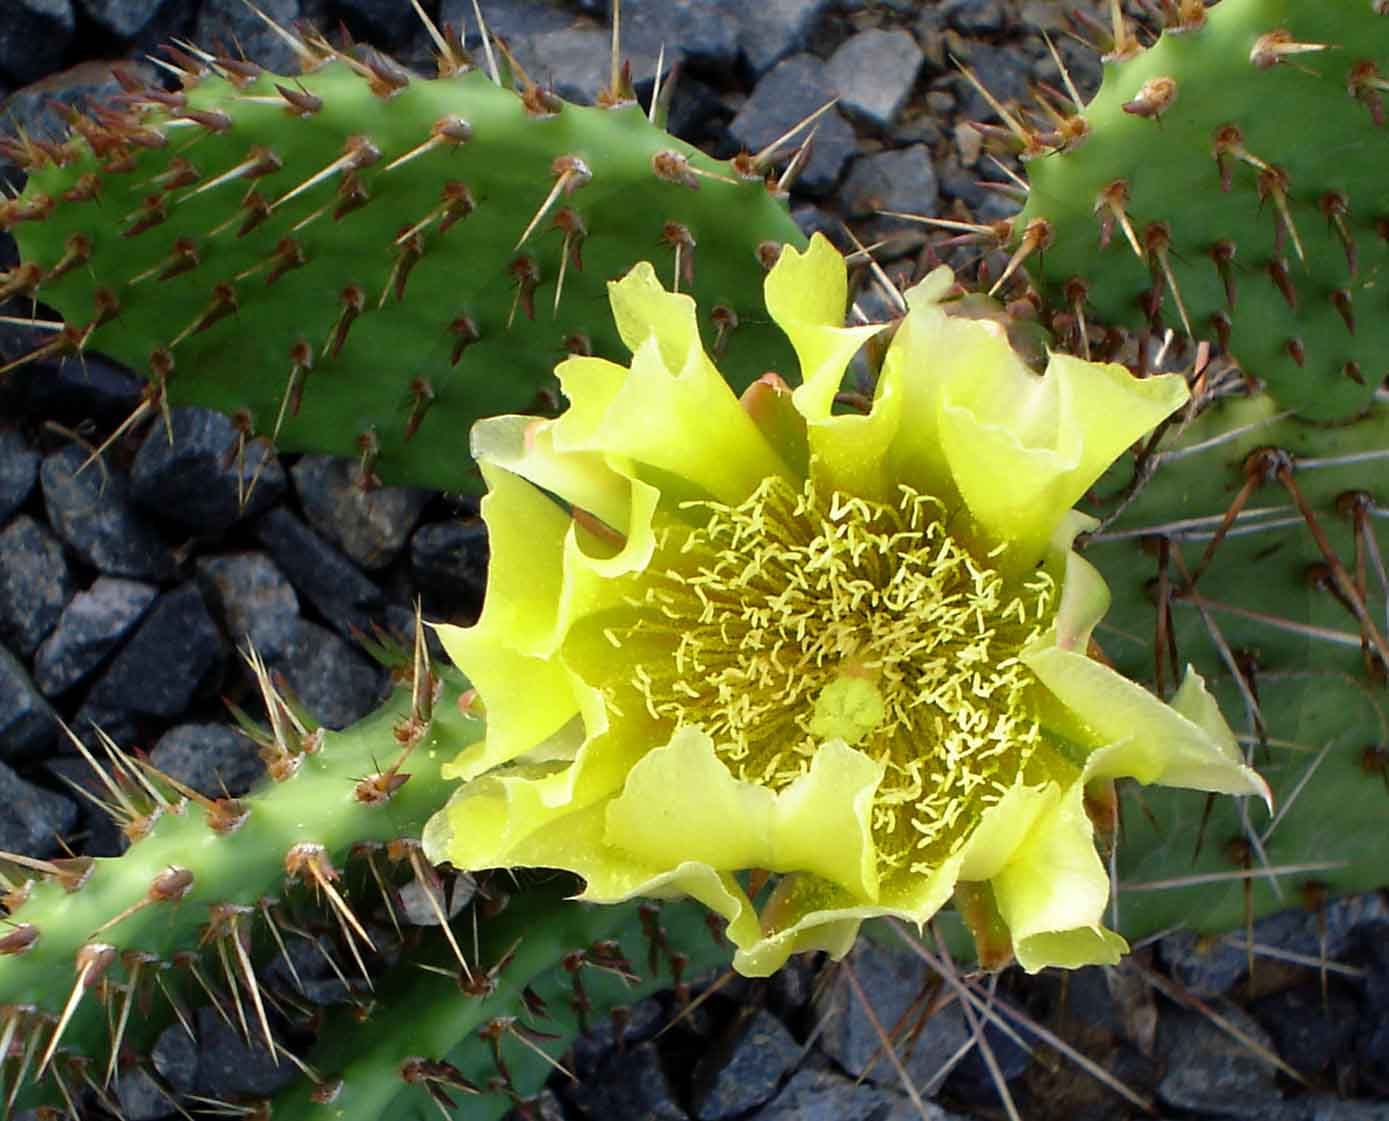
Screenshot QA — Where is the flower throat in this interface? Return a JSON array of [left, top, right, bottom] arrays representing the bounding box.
[[616, 476, 1060, 871]]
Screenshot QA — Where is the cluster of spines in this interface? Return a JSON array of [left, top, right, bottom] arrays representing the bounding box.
[[0, 616, 481, 1116], [916, 0, 1389, 420], [0, 2, 806, 494], [264, 890, 732, 1121], [1085, 375, 1389, 946]]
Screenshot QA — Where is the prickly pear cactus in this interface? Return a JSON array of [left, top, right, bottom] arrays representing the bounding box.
[[0, 628, 736, 1119], [1086, 390, 1389, 942], [1, 21, 802, 492], [1014, 0, 1389, 420], [269, 890, 729, 1121], [0, 635, 479, 1114]]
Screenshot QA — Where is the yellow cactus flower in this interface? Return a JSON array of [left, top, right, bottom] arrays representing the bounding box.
[[422, 233, 1269, 977]]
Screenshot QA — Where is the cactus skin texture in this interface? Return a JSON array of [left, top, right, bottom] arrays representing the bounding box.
[[1083, 393, 1389, 944], [1015, 0, 1389, 420], [2, 35, 803, 493], [0, 646, 483, 1115], [270, 890, 728, 1121]]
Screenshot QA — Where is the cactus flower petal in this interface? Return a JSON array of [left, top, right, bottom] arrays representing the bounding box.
[[424, 233, 1267, 976]]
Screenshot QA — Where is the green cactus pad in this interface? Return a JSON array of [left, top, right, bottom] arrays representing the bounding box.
[[268, 889, 732, 1121], [1017, 0, 1389, 420], [0, 660, 482, 1113], [4, 48, 802, 493], [1084, 394, 1389, 942]]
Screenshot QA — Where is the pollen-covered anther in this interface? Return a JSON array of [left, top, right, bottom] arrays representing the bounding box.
[[1348, 60, 1389, 124], [1122, 75, 1178, 119], [619, 476, 1057, 871], [1093, 179, 1143, 256], [1250, 28, 1334, 70]]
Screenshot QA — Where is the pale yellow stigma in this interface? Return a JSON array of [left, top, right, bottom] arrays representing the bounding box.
[[614, 476, 1061, 871], [810, 674, 884, 746]]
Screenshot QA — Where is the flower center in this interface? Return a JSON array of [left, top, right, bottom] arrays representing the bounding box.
[[614, 476, 1058, 872]]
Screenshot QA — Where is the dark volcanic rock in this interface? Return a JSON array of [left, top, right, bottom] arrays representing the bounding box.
[[0, 429, 38, 524], [566, 1041, 687, 1120], [732, 0, 833, 76], [0, 514, 73, 656], [194, 0, 327, 72], [79, 0, 165, 37], [113, 1064, 178, 1121], [24, 354, 143, 431], [0, 758, 78, 857], [150, 723, 264, 797], [410, 519, 489, 605], [195, 551, 300, 660], [827, 28, 923, 128], [33, 576, 158, 696], [44, 755, 126, 856], [41, 445, 176, 580], [86, 583, 225, 718], [191, 1005, 296, 1099], [691, 1010, 800, 1120], [1156, 1003, 1280, 1118], [268, 619, 388, 729], [0, 0, 76, 85], [813, 940, 969, 1096], [840, 145, 940, 232], [255, 507, 384, 636], [131, 407, 285, 534], [290, 455, 429, 570], [0, 644, 57, 760]]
